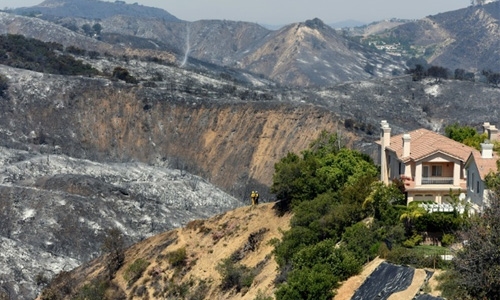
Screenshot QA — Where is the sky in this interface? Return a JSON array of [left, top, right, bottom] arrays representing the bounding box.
[[2, 0, 472, 25]]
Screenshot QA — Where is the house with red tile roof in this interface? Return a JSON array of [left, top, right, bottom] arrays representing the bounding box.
[[464, 123, 499, 213], [379, 120, 477, 205]]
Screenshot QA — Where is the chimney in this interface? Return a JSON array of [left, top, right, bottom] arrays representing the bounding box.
[[483, 122, 491, 134], [402, 134, 411, 157], [488, 125, 498, 141], [481, 143, 494, 159], [380, 120, 391, 184], [381, 120, 391, 148]]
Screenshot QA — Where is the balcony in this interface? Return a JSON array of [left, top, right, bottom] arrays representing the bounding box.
[[422, 177, 453, 185]]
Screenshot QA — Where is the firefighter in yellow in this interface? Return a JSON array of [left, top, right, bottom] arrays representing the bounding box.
[[250, 191, 259, 205]]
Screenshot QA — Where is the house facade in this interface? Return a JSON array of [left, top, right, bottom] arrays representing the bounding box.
[[464, 123, 499, 213], [379, 120, 476, 205]]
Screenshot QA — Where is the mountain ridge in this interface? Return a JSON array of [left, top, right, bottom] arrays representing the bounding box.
[[14, 0, 180, 21]]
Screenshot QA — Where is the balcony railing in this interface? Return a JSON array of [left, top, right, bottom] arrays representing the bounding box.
[[422, 177, 453, 185]]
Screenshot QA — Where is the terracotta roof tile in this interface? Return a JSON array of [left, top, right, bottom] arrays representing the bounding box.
[[469, 151, 499, 180], [386, 128, 476, 162]]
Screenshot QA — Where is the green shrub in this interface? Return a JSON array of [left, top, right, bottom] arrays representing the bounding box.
[[441, 233, 456, 247], [275, 264, 338, 300], [167, 247, 187, 268], [123, 258, 150, 286], [386, 246, 450, 269], [75, 279, 109, 300], [217, 258, 255, 292], [254, 289, 273, 300], [402, 234, 423, 248], [112, 66, 138, 84]]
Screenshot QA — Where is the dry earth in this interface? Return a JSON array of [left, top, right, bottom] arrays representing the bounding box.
[[119, 202, 292, 299], [42, 202, 292, 299]]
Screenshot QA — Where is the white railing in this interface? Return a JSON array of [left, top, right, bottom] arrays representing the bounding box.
[[422, 177, 453, 185], [418, 203, 465, 214]]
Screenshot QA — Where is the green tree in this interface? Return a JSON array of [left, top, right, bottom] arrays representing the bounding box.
[[341, 222, 380, 262], [92, 23, 102, 35], [427, 65, 449, 82], [275, 264, 338, 300], [445, 123, 487, 150], [443, 189, 500, 299], [399, 201, 426, 235], [482, 69, 500, 87], [363, 181, 404, 222], [81, 24, 93, 36]]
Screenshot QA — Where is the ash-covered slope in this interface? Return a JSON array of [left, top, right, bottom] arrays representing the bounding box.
[[5, 1, 407, 87], [0, 146, 242, 299], [238, 18, 404, 86], [95, 17, 405, 86]]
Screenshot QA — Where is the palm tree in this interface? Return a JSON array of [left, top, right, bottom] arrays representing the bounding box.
[[399, 201, 426, 235]]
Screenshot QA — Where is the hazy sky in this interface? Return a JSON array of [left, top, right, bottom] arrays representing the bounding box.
[[3, 0, 472, 25]]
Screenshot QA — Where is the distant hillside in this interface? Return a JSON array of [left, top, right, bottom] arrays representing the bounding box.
[[237, 18, 404, 86], [98, 16, 405, 86], [12, 0, 180, 21], [370, 2, 500, 71], [3, 3, 406, 86]]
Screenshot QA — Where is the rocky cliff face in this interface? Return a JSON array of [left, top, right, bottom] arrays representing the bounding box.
[[0, 63, 346, 200]]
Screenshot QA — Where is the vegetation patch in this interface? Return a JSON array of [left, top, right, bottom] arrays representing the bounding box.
[[0, 34, 98, 76], [166, 247, 188, 269], [217, 258, 256, 293], [123, 258, 150, 287]]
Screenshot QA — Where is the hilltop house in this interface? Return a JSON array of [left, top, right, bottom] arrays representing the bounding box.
[[379, 120, 476, 206], [464, 122, 499, 213]]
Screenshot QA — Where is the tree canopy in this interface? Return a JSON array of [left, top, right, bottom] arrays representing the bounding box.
[[270, 131, 408, 299], [269, 130, 475, 299], [444, 123, 487, 150], [439, 187, 500, 299]]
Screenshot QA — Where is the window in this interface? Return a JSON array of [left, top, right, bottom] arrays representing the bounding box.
[[424, 165, 442, 177], [431, 165, 442, 176], [467, 170, 470, 188], [471, 173, 475, 191], [477, 181, 480, 194]]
